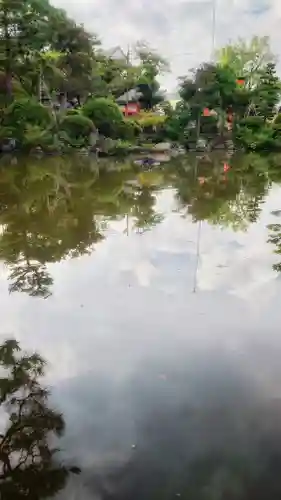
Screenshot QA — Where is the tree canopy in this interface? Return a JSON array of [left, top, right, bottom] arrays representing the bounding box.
[[215, 36, 276, 87]]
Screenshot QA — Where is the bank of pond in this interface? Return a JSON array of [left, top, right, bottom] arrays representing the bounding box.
[[2, 96, 281, 157]]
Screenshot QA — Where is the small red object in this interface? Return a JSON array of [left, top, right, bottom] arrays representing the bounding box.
[[123, 103, 140, 116], [223, 163, 230, 172], [236, 78, 245, 86], [203, 108, 211, 117]]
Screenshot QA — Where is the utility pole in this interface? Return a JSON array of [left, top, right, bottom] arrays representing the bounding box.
[[193, 219, 202, 293], [211, 0, 217, 59], [125, 44, 131, 116], [194, 1, 216, 293]]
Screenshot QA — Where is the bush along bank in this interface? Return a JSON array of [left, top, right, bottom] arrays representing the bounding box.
[[1, 0, 280, 157]]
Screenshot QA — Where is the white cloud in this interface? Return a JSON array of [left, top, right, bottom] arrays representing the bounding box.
[[50, 0, 281, 89]]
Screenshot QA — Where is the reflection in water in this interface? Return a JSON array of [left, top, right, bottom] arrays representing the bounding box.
[[0, 156, 165, 297], [2, 153, 281, 498], [0, 339, 79, 499], [267, 222, 281, 273], [0, 152, 280, 298], [173, 153, 269, 230]]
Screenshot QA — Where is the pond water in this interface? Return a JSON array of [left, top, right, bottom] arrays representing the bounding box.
[[2, 153, 281, 498]]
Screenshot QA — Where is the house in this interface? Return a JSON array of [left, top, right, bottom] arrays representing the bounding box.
[[101, 46, 129, 63], [116, 84, 165, 116], [116, 88, 142, 116]]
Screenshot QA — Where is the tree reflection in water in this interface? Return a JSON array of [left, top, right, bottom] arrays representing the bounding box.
[[0, 339, 80, 499], [1, 153, 281, 498], [0, 156, 164, 298], [0, 152, 280, 298], [267, 217, 281, 273], [173, 153, 269, 230]]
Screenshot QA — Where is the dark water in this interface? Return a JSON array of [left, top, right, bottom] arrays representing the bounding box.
[[2, 153, 281, 498]]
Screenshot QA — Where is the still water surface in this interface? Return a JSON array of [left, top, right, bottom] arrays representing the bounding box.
[[1, 153, 281, 498]]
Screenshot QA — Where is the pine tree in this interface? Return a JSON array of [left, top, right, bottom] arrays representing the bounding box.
[[254, 63, 280, 120]]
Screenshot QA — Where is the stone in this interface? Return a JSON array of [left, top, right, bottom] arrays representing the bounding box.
[[153, 142, 172, 152]]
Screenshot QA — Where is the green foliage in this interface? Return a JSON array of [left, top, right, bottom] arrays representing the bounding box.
[[133, 111, 167, 128], [118, 119, 141, 141], [0, 0, 169, 151], [252, 63, 280, 120], [82, 97, 123, 138], [0, 72, 28, 106], [163, 101, 192, 143], [0, 0, 279, 155], [134, 42, 168, 109], [59, 114, 94, 140], [108, 139, 133, 156], [22, 124, 55, 151], [235, 112, 281, 151], [235, 123, 276, 151], [3, 97, 52, 129], [65, 108, 81, 116], [180, 63, 237, 116], [2, 97, 53, 144], [216, 36, 276, 86], [157, 101, 173, 117], [238, 116, 265, 129], [274, 113, 281, 124], [173, 54, 281, 151]]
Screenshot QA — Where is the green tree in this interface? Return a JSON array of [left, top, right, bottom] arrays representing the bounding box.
[[82, 97, 124, 137], [96, 51, 140, 99], [177, 63, 239, 146], [134, 42, 169, 109], [50, 13, 101, 103], [0, 0, 57, 102], [216, 36, 276, 88], [252, 63, 280, 120]]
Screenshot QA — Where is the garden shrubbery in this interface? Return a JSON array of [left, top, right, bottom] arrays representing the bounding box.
[[82, 97, 123, 138]]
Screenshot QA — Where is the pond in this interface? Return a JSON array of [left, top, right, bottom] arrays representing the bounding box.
[[1, 152, 281, 499]]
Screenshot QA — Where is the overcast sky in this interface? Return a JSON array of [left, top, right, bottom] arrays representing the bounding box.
[[50, 0, 281, 91]]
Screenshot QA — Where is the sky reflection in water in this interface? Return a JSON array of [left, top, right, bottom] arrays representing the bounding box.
[[1, 154, 281, 498]]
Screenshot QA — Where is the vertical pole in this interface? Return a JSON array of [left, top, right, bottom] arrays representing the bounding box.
[[211, 0, 217, 60], [125, 44, 130, 117], [196, 112, 201, 143], [126, 213, 129, 236], [192, 0, 216, 294], [193, 220, 202, 293]]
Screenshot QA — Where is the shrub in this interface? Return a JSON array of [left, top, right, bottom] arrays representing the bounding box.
[[82, 97, 123, 138], [65, 108, 81, 116], [200, 115, 218, 139], [235, 124, 277, 151], [3, 98, 52, 142], [108, 139, 132, 156], [272, 123, 281, 132], [238, 116, 265, 130], [133, 111, 167, 128], [274, 113, 281, 124], [118, 119, 141, 141], [22, 124, 57, 152], [59, 114, 94, 139]]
